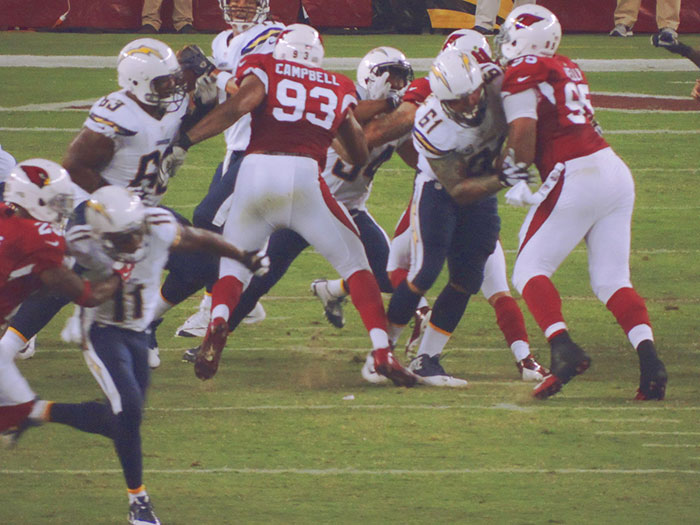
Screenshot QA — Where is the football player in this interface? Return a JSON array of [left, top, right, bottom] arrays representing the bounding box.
[[168, 0, 283, 339], [161, 24, 416, 386], [8, 186, 267, 525], [495, 5, 667, 399], [353, 31, 548, 384], [382, 47, 531, 387], [0, 160, 125, 435], [180, 46, 416, 368]]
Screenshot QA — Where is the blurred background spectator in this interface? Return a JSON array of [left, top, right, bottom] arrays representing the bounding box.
[[609, 0, 680, 44], [139, 0, 196, 34]]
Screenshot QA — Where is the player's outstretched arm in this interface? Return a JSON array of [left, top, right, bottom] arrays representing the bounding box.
[[364, 101, 417, 150], [62, 129, 114, 193], [336, 109, 370, 166], [652, 36, 700, 69], [172, 225, 270, 276], [184, 74, 266, 147], [40, 266, 123, 307]]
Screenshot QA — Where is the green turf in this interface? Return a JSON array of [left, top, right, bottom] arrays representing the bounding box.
[[1, 31, 699, 524]]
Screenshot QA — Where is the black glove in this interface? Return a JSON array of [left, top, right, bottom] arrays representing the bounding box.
[[178, 45, 216, 77]]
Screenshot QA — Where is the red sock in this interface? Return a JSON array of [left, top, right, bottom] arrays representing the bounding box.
[[346, 270, 387, 332], [521, 275, 566, 340], [493, 295, 529, 346], [0, 400, 34, 432], [389, 268, 408, 290], [211, 275, 243, 321], [606, 287, 650, 333]]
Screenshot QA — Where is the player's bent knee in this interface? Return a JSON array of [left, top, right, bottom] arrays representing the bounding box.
[[592, 282, 631, 305]]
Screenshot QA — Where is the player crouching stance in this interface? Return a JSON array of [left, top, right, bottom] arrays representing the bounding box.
[[10, 186, 267, 525]]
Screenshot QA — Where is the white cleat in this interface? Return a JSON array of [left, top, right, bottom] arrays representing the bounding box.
[[517, 354, 549, 382], [16, 336, 36, 360], [408, 354, 468, 388], [361, 352, 389, 384], [242, 301, 266, 325], [175, 294, 211, 338], [310, 278, 346, 328]]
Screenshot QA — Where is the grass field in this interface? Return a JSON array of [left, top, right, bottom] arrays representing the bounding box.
[[1, 30, 699, 524]]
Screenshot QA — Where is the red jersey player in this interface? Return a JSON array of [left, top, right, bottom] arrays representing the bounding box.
[[160, 24, 416, 386], [495, 5, 667, 400], [0, 159, 127, 435]]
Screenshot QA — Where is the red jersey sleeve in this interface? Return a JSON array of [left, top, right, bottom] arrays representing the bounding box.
[[501, 56, 551, 95], [403, 77, 431, 106]]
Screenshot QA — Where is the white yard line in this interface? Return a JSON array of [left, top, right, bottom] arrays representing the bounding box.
[[140, 404, 700, 412], [596, 431, 700, 435], [1, 466, 698, 475], [643, 443, 699, 447]]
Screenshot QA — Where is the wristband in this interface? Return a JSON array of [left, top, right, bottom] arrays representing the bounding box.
[[74, 280, 93, 307], [177, 132, 193, 151], [215, 71, 234, 92]]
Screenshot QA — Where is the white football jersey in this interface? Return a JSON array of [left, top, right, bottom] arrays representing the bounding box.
[[211, 22, 285, 154], [412, 77, 507, 182], [83, 90, 187, 206], [321, 85, 408, 211], [66, 208, 179, 332]]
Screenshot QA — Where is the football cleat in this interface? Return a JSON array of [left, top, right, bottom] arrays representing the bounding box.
[[242, 301, 266, 325], [372, 347, 417, 387], [635, 358, 667, 401], [532, 373, 563, 400], [128, 495, 161, 525], [147, 319, 162, 369], [408, 354, 468, 388], [175, 294, 211, 338], [548, 332, 591, 385], [182, 346, 198, 363], [361, 351, 389, 384], [15, 336, 36, 360], [194, 318, 229, 380], [310, 279, 346, 328], [517, 354, 549, 382], [1, 404, 43, 449], [405, 306, 431, 359]]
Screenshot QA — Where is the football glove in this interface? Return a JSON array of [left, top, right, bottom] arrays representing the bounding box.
[[158, 133, 193, 185], [194, 74, 218, 106], [177, 44, 216, 77], [242, 250, 270, 277], [499, 149, 533, 187], [365, 71, 392, 101]]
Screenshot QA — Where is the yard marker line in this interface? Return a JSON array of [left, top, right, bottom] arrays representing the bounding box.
[[596, 431, 700, 435], [1, 467, 698, 476], [144, 404, 700, 412], [571, 418, 681, 423], [0, 127, 80, 132], [643, 444, 699, 447]]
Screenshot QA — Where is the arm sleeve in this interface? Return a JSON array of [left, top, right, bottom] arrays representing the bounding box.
[[502, 88, 539, 123]]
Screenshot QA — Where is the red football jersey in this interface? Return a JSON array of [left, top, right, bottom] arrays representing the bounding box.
[[502, 54, 608, 179], [403, 76, 431, 107], [236, 54, 358, 165], [0, 204, 66, 324]]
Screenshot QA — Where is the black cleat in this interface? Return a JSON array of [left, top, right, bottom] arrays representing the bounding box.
[[549, 332, 591, 385], [128, 495, 161, 525], [635, 340, 667, 400], [182, 346, 199, 363]]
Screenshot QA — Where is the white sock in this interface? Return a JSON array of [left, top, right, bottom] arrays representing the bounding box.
[[327, 278, 347, 298], [510, 340, 531, 362], [127, 488, 148, 504], [387, 323, 404, 347], [211, 305, 230, 322], [417, 324, 450, 358], [0, 332, 36, 405], [628, 324, 654, 349], [417, 296, 429, 310], [369, 328, 389, 350], [0, 329, 29, 357]]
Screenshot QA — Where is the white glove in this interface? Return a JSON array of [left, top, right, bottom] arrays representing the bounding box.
[[504, 162, 565, 207], [194, 75, 218, 106], [499, 149, 533, 187], [365, 71, 391, 101], [504, 181, 536, 207], [254, 253, 270, 277], [158, 145, 187, 187]]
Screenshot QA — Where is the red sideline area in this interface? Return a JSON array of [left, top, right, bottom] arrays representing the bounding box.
[[1, 0, 699, 32]]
